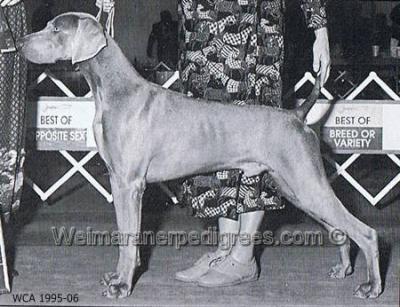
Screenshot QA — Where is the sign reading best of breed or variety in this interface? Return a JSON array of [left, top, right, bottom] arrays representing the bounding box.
[[314, 100, 400, 154], [27, 98, 400, 154]]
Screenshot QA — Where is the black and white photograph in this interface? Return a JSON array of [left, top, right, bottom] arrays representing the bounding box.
[[0, 0, 398, 306]]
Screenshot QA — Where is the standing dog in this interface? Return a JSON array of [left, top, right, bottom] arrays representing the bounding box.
[[18, 13, 382, 299]]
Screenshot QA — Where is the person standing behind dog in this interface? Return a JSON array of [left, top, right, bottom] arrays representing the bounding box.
[[147, 10, 179, 68], [176, 0, 330, 287], [0, 0, 27, 222]]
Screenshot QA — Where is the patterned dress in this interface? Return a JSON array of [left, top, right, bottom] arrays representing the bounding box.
[[0, 3, 27, 221], [178, 0, 327, 219]]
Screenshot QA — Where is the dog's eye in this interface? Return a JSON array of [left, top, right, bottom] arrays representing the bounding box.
[[53, 27, 60, 33]]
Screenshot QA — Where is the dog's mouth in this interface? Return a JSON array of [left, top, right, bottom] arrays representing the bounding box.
[[17, 34, 60, 64], [17, 38, 39, 63], [19, 48, 47, 64], [19, 43, 58, 64]]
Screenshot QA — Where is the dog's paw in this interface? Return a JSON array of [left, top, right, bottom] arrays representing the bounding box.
[[100, 272, 119, 286], [353, 282, 382, 299], [328, 263, 353, 279], [100, 272, 133, 299], [102, 282, 132, 299]]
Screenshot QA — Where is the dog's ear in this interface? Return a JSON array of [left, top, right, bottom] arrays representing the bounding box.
[[72, 17, 107, 64]]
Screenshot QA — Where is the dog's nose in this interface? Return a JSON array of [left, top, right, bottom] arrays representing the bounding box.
[[15, 38, 24, 51]]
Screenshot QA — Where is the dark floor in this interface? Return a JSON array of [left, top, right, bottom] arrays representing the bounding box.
[[0, 152, 399, 306]]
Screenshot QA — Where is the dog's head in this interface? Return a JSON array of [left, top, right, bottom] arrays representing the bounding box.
[[18, 12, 107, 65]]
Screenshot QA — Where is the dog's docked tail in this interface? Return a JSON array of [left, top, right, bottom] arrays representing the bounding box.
[[294, 75, 321, 122]]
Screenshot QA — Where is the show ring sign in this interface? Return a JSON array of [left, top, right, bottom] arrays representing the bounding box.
[[311, 100, 400, 154], [27, 97, 97, 151], [27, 98, 400, 154]]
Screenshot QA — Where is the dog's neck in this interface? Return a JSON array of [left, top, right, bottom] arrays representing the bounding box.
[[78, 34, 145, 105]]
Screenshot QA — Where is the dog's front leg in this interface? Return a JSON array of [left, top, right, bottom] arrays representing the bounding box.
[[101, 177, 146, 299]]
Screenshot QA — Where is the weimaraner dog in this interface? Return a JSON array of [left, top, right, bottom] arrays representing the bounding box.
[[18, 13, 382, 299]]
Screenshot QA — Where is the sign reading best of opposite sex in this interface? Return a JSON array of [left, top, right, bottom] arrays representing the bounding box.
[[27, 98, 400, 154], [26, 97, 97, 151]]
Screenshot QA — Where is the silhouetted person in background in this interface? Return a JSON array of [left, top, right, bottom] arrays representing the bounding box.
[[31, 0, 54, 32], [373, 14, 391, 50], [391, 4, 400, 45], [147, 10, 178, 68]]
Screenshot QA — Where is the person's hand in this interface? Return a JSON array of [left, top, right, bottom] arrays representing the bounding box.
[[313, 27, 331, 86], [96, 0, 115, 12], [1, 0, 22, 7]]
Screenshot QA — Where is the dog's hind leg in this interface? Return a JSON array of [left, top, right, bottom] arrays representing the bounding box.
[[271, 174, 353, 279], [318, 195, 381, 298], [320, 220, 353, 279], [101, 176, 146, 299], [269, 148, 381, 298]]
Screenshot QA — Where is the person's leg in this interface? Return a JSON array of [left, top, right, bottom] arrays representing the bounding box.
[[175, 216, 239, 282], [196, 210, 264, 287], [216, 217, 240, 256], [230, 210, 264, 263]]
